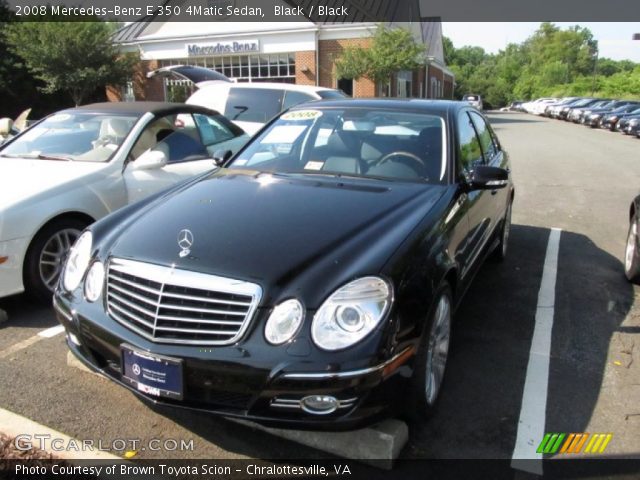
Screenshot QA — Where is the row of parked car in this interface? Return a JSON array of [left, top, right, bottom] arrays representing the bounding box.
[[509, 96, 640, 136]]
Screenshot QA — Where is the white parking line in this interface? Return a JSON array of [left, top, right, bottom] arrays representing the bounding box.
[[0, 324, 65, 360], [38, 324, 65, 338], [511, 227, 561, 475]]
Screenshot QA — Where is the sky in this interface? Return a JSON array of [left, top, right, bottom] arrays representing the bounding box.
[[442, 23, 640, 62]]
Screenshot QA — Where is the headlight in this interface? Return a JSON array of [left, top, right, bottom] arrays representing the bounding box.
[[311, 277, 392, 351], [84, 261, 105, 302], [264, 299, 304, 345], [62, 231, 92, 292]]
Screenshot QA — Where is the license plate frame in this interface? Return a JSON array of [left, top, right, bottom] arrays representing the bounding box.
[[121, 344, 183, 400]]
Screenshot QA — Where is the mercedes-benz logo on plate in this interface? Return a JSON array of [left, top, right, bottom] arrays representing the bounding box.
[[132, 364, 141, 376], [178, 229, 194, 258]]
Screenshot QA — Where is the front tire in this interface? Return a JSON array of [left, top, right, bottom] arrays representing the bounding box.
[[24, 218, 87, 302], [624, 214, 640, 284], [406, 284, 452, 420], [492, 200, 512, 262]]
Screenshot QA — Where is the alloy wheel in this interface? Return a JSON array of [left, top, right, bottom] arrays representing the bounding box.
[[502, 202, 512, 257], [625, 221, 637, 273], [425, 294, 451, 406], [38, 228, 81, 291]]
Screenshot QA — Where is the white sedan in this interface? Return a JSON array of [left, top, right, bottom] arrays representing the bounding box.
[[0, 102, 249, 300]]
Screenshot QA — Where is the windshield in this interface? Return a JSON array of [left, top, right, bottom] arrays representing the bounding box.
[[228, 108, 447, 183], [0, 112, 139, 162], [573, 98, 595, 107]]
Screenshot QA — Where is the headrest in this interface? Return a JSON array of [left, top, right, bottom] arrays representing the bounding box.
[[0, 118, 13, 135], [326, 130, 359, 154], [418, 126, 441, 143], [101, 117, 130, 138]]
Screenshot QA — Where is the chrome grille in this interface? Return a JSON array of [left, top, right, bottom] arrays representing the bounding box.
[[106, 258, 262, 345]]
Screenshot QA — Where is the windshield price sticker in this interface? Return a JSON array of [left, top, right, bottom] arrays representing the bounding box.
[[281, 110, 323, 121]]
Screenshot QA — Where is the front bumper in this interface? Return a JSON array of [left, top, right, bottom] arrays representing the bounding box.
[[53, 295, 414, 430], [626, 124, 640, 136], [587, 117, 601, 127], [0, 237, 30, 298]]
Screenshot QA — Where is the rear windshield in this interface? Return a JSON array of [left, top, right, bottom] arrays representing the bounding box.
[[317, 90, 348, 100], [224, 88, 284, 123]]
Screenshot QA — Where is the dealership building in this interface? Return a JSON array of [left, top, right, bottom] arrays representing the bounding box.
[[111, 15, 454, 101]]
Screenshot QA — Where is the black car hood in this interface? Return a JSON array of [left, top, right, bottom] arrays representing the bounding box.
[[108, 169, 446, 306]]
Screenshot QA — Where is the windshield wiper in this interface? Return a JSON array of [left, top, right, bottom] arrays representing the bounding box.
[[0, 153, 73, 161], [35, 154, 74, 161]]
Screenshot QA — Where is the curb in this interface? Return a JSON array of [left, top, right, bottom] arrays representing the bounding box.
[[0, 407, 121, 461]]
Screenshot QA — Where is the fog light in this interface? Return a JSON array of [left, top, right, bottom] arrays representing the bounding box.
[[300, 395, 339, 415]]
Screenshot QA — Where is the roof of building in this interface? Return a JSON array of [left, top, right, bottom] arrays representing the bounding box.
[[112, 0, 423, 43]]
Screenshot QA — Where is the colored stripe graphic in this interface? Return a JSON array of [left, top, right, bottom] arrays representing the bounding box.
[[541, 433, 613, 455]]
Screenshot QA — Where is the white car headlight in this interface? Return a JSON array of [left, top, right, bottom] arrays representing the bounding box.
[[62, 231, 92, 292], [84, 261, 105, 302], [264, 299, 304, 345], [311, 277, 392, 351]]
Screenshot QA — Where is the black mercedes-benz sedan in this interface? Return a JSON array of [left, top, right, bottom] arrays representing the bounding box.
[[53, 99, 514, 430]]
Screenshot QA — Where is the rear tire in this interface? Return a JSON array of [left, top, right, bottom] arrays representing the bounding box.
[[23, 218, 87, 302], [405, 284, 452, 421], [624, 214, 640, 284]]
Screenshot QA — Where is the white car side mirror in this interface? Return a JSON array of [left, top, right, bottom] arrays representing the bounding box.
[[131, 149, 168, 171], [0, 118, 13, 136]]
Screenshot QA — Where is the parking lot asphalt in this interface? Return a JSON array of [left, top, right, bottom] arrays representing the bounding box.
[[0, 112, 639, 471]]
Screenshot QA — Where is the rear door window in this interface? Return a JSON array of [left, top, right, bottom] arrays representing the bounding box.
[[223, 88, 284, 123]]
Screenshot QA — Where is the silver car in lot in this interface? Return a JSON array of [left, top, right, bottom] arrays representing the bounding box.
[[463, 94, 483, 110]]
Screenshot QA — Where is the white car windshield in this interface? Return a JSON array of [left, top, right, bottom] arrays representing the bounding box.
[[229, 108, 447, 183], [0, 112, 139, 162]]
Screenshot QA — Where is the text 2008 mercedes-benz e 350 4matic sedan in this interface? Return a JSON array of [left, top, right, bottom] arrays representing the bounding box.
[[54, 99, 514, 430]]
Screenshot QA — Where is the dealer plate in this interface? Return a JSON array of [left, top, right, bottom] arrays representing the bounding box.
[[121, 345, 183, 400]]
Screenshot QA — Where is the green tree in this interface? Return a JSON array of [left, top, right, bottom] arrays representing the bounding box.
[[444, 23, 639, 107], [5, 21, 138, 105], [335, 24, 425, 94]]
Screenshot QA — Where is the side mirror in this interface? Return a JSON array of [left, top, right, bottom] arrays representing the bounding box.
[[467, 165, 509, 190], [213, 149, 232, 166], [131, 149, 167, 171], [0, 118, 13, 136]]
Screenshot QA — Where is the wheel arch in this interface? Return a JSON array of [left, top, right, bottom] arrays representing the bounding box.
[[22, 211, 96, 274]]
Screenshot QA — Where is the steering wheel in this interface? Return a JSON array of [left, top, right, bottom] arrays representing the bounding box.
[[376, 151, 427, 175]]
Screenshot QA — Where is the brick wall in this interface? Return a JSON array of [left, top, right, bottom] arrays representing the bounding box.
[[318, 38, 376, 97], [427, 64, 445, 99], [295, 51, 316, 86], [105, 59, 164, 102], [139, 60, 165, 101]]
